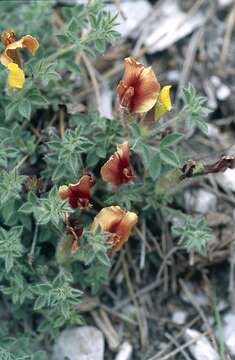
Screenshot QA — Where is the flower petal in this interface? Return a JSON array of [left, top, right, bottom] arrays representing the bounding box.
[[90, 206, 138, 252], [132, 66, 160, 113], [122, 57, 144, 88], [1, 35, 39, 67], [101, 141, 134, 186], [58, 185, 71, 200], [90, 206, 124, 233], [58, 175, 95, 209], [114, 211, 138, 251], [22, 35, 39, 55], [7, 62, 25, 89], [154, 85, 172, 121], [69, 174, 95, 199]]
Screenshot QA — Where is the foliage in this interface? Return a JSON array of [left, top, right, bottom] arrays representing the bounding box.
[[172, 217, 212, 255], [0, 0, 213, 357]]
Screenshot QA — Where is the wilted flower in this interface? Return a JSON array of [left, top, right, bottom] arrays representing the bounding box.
[[91, 206, 138, 252], [1, 30, 39, 89], [101, 141, 134, 187], [66, 217, 83, 253], [58, 174, 95, 209], [117, 57, 160, 113]]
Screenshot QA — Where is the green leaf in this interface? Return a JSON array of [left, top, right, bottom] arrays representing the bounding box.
[[18, 99, 32, 119], [34, 296, 47, 310], [149, 152, 162, 179], [97, 251, 111, 267], [160, 148, 180, 167], [160, 132, 184, 149]]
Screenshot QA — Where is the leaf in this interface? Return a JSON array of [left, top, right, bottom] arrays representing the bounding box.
[[18, 99, 32, 119], [5, 101, 19, 121], [160, 148, 180, 167], [160, 132, 184, 149], [34, 296, 47, 310], [149, 152, 162, 179], [97, 251, 111, 267]]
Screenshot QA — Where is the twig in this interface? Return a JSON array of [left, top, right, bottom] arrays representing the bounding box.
[[59, 107, 65, 138], [100, 304, 138, 326], [156, 246, 179, 284], [165, 332, 193, 360], [179, 279, 218, 352], [153, 315, 201, 359], [220, 3, 235, 68], [114, 278, 163, 311], [81, 51, 101, 111], [122, 254, 146, 349], [14, 112, 58, 171], [150, 330, 211, 360], [91, 309, 120, 351], [175, 28, 204, 106], [140, 219, 146, 269]]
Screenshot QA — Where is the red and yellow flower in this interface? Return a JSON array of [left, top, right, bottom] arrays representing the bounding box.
[[117, 57, 172, 120], [58, 174, 95, 209], [117, 57, 160, 113], [101, 141, 134, 187], [91, 206, 138, 252], [1, 30, 39, 89]]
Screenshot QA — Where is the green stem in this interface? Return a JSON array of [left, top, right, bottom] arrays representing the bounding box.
[[150, 110, 189, 137], [47, 44, 77, 62]]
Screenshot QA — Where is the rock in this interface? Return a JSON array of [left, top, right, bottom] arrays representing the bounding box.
[[52, 326, 104, 360], [207, 124, 220, 139], [180, 281, 209, 306], [206, 212, 231, 227], [218, 0, 234, 8], [216, 169, 235, 192], [184, 328, 219, 360], [115, 341, 133, 360], [144, 0, 204, 53], [172, 310, 186, 325], [216, 84, 231, 101], [99, 83, 113, 119], [105, 1, 152, 39], [184, 188, 217, 214], [222, 312, 235, 356]]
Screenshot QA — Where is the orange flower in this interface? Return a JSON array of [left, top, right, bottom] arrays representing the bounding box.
[[1, 30, 39, 88], [101, 141, 134, 187], [117, 57, 160, 113], [1, 30, 39, 67], [58, 174, 95, 209], [91, 206, 138, 252]]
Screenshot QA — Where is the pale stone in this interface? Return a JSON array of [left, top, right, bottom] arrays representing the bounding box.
[[184, 188, 217, 214], [172, 310, 186, 325], [223, 313, 235, 355], [185, 328, 219, 360], [52, 326, 104, 360]]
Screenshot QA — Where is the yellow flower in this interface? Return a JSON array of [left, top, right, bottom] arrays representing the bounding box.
[[1, 30, 39, 89], [154, 85, 172, 121], [7, 63, 25, 89]]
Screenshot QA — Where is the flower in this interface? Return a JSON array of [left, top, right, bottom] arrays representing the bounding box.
[[101, 141, 134, 187], [154, 85, 172, 121], [7, 63, 25, 88], [1, 30, 39, 88], [91, 206, 138, 252], [58, 174, 95, 209], [117, 57, 160, 113]]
